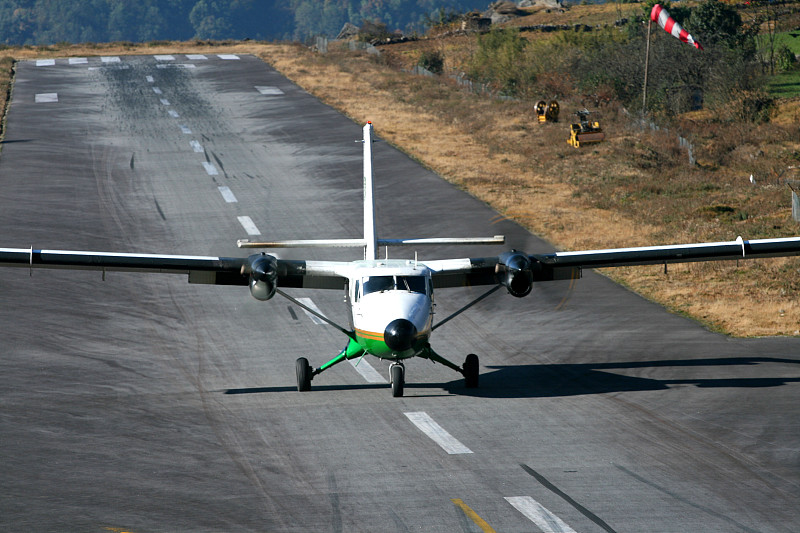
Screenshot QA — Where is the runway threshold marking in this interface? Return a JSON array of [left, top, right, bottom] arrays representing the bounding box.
[[34, 93, 58, 103], [255, 86, 284, 95], [404, 412, 473, 454], [451, 499, 497, 533], [237, 216, 261, 236], [505, 497, 576, 533]]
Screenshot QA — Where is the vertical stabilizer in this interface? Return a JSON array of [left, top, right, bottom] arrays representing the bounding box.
[[363, 122, 377, 260]]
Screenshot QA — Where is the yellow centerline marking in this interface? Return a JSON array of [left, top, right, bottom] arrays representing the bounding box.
[[451, 499, 497, 533]]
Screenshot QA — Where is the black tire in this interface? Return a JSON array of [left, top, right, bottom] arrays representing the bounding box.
[[296, 357, 311, 392], [463, 353, 479, 389], [390, 364, 404, 397]]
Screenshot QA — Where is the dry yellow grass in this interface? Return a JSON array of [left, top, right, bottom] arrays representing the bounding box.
[[0, 40, 798, 336]]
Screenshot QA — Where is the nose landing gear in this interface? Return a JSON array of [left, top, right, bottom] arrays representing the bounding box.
[[389, 362, 405, 397]]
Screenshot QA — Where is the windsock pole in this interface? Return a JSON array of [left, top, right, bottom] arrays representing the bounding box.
[[642, 17, 652, 116]]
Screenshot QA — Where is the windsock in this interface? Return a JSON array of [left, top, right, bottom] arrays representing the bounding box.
[[650, 4, 703, 50]]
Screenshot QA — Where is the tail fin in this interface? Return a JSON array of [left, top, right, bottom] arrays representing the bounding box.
[[363, 122, 377, 260], [237, 122, 504, 254]]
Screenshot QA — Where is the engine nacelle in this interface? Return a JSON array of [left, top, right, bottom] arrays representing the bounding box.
[[246, 254, 278, 301], [498, 251, 533, 298]]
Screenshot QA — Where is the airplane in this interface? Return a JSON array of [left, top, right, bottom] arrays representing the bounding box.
[[2, 122, 800, 397]]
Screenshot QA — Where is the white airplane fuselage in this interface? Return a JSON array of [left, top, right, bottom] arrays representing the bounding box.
[[348, 261, 434, 359]]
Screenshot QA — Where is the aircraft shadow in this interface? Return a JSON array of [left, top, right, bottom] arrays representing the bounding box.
[[443, 356, 800, 399], [223, 356, 800, 399]]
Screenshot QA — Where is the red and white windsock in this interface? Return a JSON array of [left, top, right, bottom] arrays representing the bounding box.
[[650, 4, 703, 50]]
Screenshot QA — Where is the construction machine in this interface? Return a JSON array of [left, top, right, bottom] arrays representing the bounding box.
[[536, 100, 559, 123], [568, 109, 605, 148]]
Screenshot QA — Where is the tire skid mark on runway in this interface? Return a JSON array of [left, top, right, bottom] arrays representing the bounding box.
[[614, 464, 759, 533], [520, 464, 617, 532], [404, 412, 473, 454]]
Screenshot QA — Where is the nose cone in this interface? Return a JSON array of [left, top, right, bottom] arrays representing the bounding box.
[[384, 319, 418, 352]]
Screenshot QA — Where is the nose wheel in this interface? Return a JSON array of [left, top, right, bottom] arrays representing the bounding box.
[[390, 362, 405, 397]]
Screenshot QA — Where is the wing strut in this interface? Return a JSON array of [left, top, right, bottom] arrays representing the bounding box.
[[431, 284, 503, 331]]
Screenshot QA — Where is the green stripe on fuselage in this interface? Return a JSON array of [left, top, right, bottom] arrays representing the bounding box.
[[355, 332, 429, 360]]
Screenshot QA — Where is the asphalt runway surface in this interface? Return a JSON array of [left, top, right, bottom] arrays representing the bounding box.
[[1, 54, 798, 532]]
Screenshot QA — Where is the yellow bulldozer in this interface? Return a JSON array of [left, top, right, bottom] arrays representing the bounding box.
[[535, 100, 559, 123], [568, 110, 605, 148]]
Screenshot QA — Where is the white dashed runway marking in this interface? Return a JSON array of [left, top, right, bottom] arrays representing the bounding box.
[[154, 55, 175, 61], [237, 216, 261, 236], [186, 54, 208, 60], [404, 412, 473, 454], [168, 110, 180, 118], [504, 497, 577, 533], [190, 140, 204, 153], [202, 162, 218, 176], [348, 358, 388, 383], [217, 186, 237, 203], [152, 87, 163, 94], [68, 57, 87, 65], [217, 54, 240, 60], [101, 56, 121, 63], [35, 59, 55, 67]]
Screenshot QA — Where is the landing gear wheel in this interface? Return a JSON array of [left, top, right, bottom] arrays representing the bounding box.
[[463, 353, 479, 389], [296, 357, 311, 392], [390, 363, 404, 398]]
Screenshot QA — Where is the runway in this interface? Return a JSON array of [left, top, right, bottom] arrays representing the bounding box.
[[1, 53, 798, 532]]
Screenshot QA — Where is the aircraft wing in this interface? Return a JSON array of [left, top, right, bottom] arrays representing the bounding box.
[[0, 248, 349, 290], [425, 236, 800, 291]]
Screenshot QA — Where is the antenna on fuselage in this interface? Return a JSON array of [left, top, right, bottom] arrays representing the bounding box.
[[363, 121, 377, 261]]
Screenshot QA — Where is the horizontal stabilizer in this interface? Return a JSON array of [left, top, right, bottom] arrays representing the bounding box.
[[237, 236, 505, 249]]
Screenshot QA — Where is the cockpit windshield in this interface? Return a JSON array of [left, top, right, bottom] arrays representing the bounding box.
[[362, 275, 427, 295]]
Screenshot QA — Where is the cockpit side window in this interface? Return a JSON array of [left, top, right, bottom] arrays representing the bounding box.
[[397, 276, 427, 294]]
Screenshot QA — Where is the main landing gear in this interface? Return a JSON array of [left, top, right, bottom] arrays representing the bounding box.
[[295, 352, 479, 397]]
